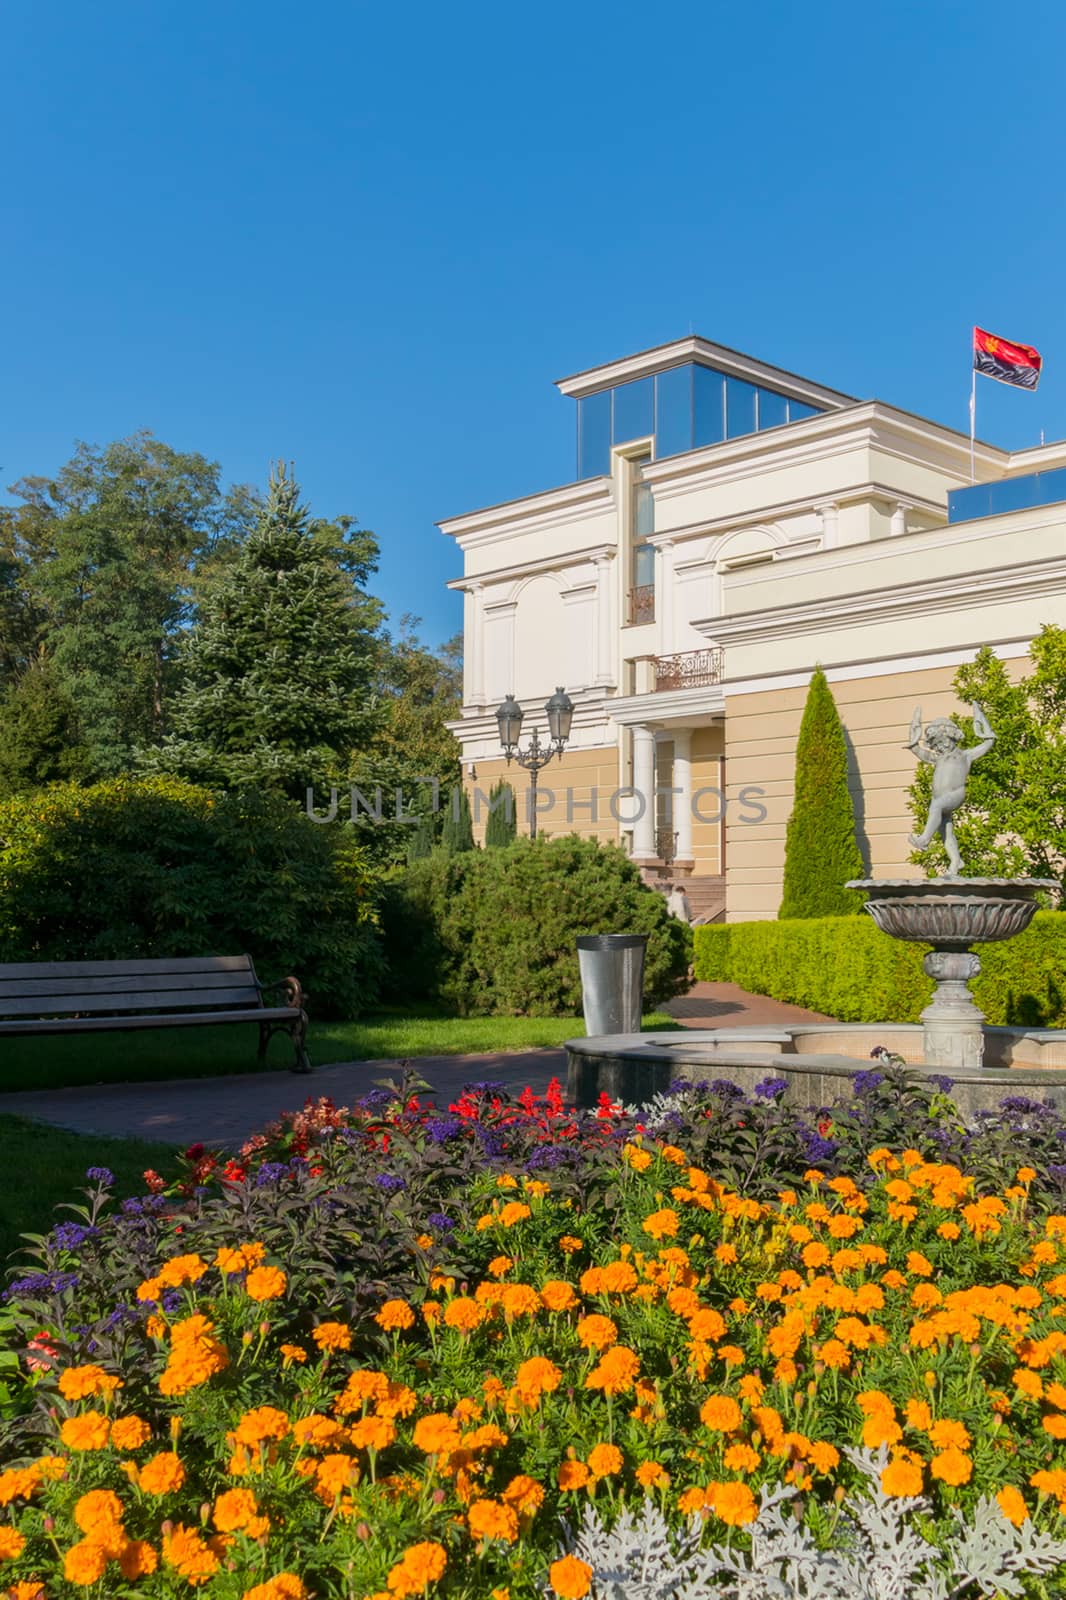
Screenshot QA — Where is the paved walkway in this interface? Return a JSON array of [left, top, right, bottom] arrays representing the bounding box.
[[0, 984, 832, 1150]]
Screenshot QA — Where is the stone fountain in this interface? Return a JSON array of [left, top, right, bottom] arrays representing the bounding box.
[[847, 702, 1057, 1073], [566, 699, 1066, 1115]]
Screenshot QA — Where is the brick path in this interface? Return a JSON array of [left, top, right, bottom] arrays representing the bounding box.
[[0, 985, 832, 1150]]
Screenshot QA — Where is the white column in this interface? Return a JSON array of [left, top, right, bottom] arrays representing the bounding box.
[[469, 583, 486, 704], [815, 501, 839, 547], [656, 539, 675, 656], [593, 554, 614, 686], [631, 725, 656, 860], [672, 728, 693, 864], [890, 502, 908, 537]]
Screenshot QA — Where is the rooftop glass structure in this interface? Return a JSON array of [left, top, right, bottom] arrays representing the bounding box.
[[947, 467, 1066, 524], [576, 361, 823, 479]]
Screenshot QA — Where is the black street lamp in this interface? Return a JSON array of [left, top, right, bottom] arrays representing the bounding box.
[[496, 687, 574, 838]]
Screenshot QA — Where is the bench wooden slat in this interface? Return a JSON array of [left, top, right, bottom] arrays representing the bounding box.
[[0, 956, 254, 981], [0, 1006, 301, 1037], [0, 987, 264, 1018], [0, 972, 263, 1001]]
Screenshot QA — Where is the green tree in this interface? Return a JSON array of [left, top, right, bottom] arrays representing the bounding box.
[[779, 667, 865, 918], [484, 780, 517, 846], [0, 650, 90, 795], [147, 463, 382, 800], [908, 627, 1066, 886], [440, 784, 475, 853], [406, 812, 435, 864], [1, 432, 257, 775]]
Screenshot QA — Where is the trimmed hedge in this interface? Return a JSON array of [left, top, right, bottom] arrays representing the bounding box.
[[693, 911, 1066, 1027], [381, 834, 692, 1016], [0, 777, 384, 1017]]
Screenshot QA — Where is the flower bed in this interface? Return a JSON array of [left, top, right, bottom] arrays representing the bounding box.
[[6, 1071, 1066, 1596]]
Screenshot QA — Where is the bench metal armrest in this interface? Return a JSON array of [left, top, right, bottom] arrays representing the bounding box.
[[261, 976, 306, 1012]]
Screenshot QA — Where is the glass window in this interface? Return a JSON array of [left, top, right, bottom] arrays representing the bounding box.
[[578, 390, 611, 478], [633, 542, 655, 586], [693, 365, 724, 447], [756, 388, 787, 431], [787, 399, 819, 424], [725, 377, 757, 439], [654, 364, 692, 458], [612, 377, 654, 444]]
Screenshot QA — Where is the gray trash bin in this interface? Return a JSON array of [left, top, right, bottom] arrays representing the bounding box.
[[577, 934, 646, 1037]]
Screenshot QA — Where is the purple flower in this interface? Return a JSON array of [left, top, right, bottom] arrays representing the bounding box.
[[1048, 1165, 1066, 1183], [426, 1116, 465, 1145], [929, 1075, 955, 1093], [106, 1304, 138, 1330], [375, 1173, 406, 1193], [999, 1096, 1046, 1115], [463, 1080, 507, 1095], [85, 1167, 115, 1186], [160, 1290, 181, 1313], [357, 1088, 393, 1109], [802, 1133, 837, 1164], [426, 1212, 455, 1232], [51, 1222, 96, 1251], [120, 1198, 144, 1216], [851, 1070, 885, 1095], [4, 1270, 79, 1302], [254, 1163, 291, 1187], [709, 1080, 746, 1101], [754, 1077, 788, 1101]]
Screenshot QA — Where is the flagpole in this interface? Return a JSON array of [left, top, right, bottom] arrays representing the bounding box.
[[969, 344, 976, 483]]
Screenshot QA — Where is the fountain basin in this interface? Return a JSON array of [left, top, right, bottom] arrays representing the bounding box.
[[849, 877, 1054, 948]]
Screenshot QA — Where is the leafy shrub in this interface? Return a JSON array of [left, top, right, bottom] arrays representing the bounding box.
[[778, 667, 865, 919], [6, 1072, 1066, 1595], [0, 777, 384, 1017], [694, 910, 1066, 1027], [381, 834, 692, 1015]]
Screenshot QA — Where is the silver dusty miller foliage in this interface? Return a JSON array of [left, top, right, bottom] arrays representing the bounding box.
[[549, 1449, 1066, 1600]]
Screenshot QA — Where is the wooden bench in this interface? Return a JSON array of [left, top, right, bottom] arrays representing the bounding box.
[[0, 955, 311, 1073]]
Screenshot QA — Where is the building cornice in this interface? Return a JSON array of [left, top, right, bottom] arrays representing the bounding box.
[[554, 336, 855, 408], [438, 477, 613, 544], [447, 544, 615, 593], [607, 684, 726, 725], [694, 551, 1066, 649]]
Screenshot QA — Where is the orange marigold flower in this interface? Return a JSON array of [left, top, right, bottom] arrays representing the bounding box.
[[280, 1343, 308, 1365], [118, 1540, 158, 1579], [292, 1414, 346, 1450], [931, 1448, 972, 1486], [587, 1443, 623, 1478], [58, 1363, 122, 1401], [816, 1339, 851, 1371], [375, 1299, 415, 1331], [700, 1395, 743, 1432], [443, 1297, 485, 1333], [687, 1308, 727, 1342], [64, 1540, 109, 1585], [467, 1499, 519, 1543], [157, 1252, 210, 1288], [242, 1578, 307, 1600], [501, 1284, 541, 1319], [586, 1346, 641, 1395], [315, 1453, 358, 1500], [801, 1242, 831, 1269], [937, 1222, 961, 1241], [215, 1487, 264, 1532], [624, 1144, 653, 1171], [499, 1202, 531, 1228], [643, 1209, 679, 1241], [600, 1261, 639, 1294], [807, 1441, 840, 1474], [577, 1314, 617, 1351], [501, 1474, 544, 1516], [928, 1419, 970, 1451], [0, 1528, 26, 1561], [723, 1443, 760, 1472], [635, 1460, 670, 1488], [707, 1480, 758, 1525], [540, 1280, 580, 1313], [905, 1399, 932, 1430], [350, 1415, 396, 1452], [383, 1540, 447, 1596], [548, 1555, 593, 1598], [244, 1266, 287, 1302], [413, 1414, 462, 1456], [997, 1485, 1029, 1526], [138, 1451, 185, 1495], [1043, 1413, 1066, 1439], [60, 1411, 111, 1451], [161, 1523, 221, 1585], [513, 1356, 562, 1407], [488, 1255, 514, 1278], [110, 1414, 151, 1450], [312, 1321, 351, 1352], [233, 1407, 290, 1446], [881, 1458, 924, 1497], [558, 1459, 591, 1490], [559, 1235, 584, 1254]]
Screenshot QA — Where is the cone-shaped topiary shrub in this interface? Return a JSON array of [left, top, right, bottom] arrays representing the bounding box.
[[779, 667, 865, 918]]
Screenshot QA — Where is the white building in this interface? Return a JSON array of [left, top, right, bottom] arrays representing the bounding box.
[[439, 336, 1066, 922]]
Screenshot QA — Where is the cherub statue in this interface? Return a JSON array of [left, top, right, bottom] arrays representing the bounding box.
[[906, 704, 994, 877]]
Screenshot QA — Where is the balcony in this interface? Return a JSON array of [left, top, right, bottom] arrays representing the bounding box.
[[653, 647, 724, 692], [948, 466, 1066, 524], [628, 584, 655, 625]]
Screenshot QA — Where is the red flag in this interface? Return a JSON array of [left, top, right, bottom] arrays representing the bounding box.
[[973, 327, 1042, 390]]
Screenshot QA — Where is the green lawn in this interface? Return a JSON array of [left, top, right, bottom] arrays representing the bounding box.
[[0, 1115, 179, 1265], [0, 1006, 681, 1093]]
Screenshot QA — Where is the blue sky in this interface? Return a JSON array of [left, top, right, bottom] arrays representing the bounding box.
[[5, 0, 1066, 647]]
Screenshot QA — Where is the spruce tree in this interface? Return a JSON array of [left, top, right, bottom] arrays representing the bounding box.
[[779, 667, 865, 918], [440, 785, 475, 853], [148, 463, 380, 799], [484, 780, 516, 847], [0, 652, 89, 795], [406, 812, 434, 863]]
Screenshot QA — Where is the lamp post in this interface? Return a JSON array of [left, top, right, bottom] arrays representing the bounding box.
[[496, 687, 574, 838]]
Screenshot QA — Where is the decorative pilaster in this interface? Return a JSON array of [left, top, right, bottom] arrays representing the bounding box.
[[593, 554, 614, 686], [631, 725, 656, 860], [469, 583, 486, 705], [815, 501, 839, 547], [672, 728, 693, 866], [656, 540, 675, 656]]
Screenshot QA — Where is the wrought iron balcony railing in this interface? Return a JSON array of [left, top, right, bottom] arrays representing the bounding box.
[[628, 584, 655, 625], [653, 647, 724, 692]]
